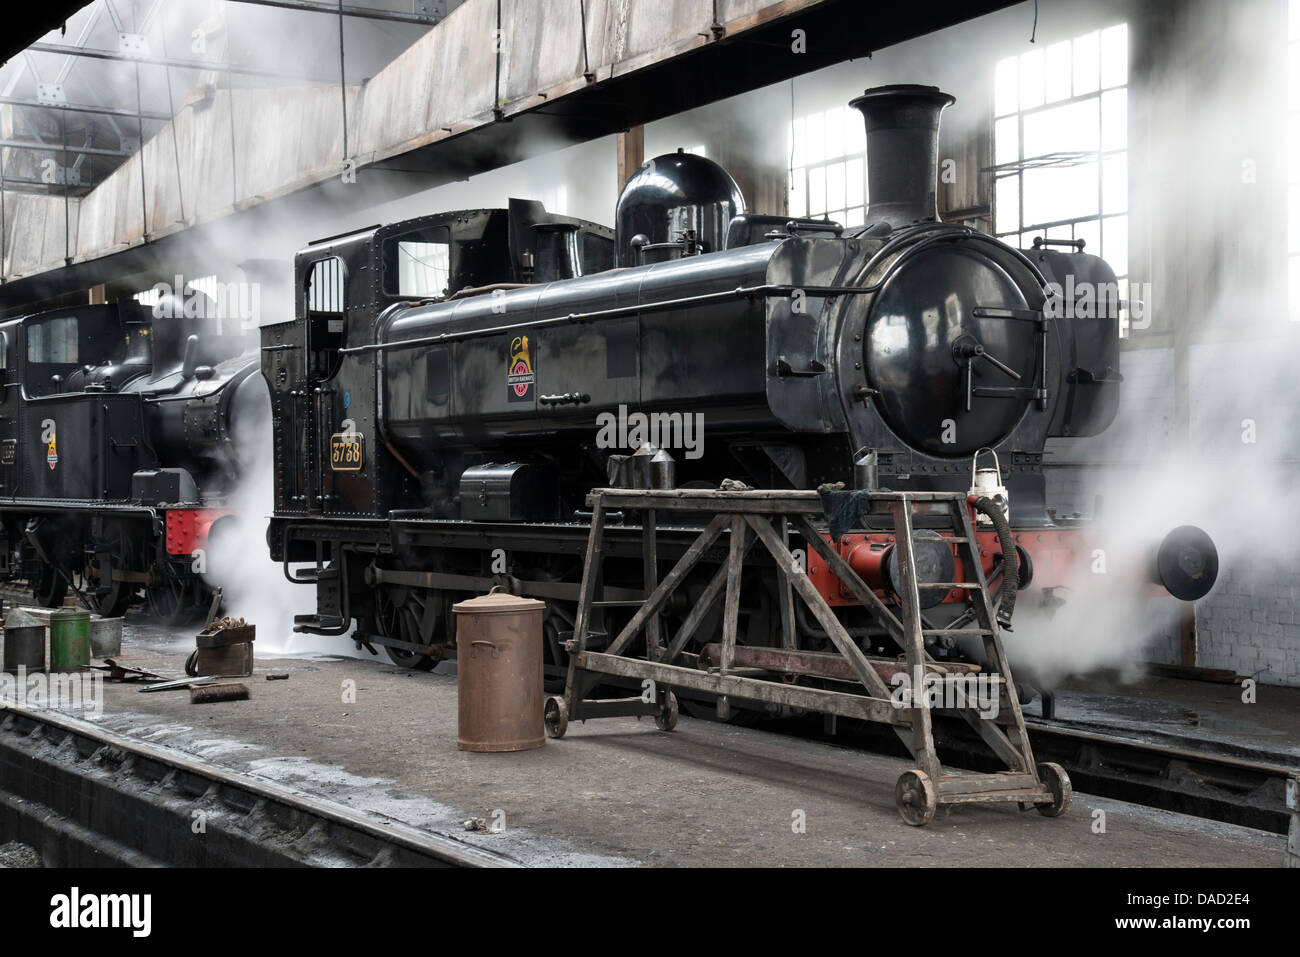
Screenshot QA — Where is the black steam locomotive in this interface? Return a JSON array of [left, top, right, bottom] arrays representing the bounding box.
[[0, 292, 266, 621], [264, 85, 1216, 676]]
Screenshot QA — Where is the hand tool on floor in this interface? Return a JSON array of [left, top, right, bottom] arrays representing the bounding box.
[[190, 682, 250, 704], [88, 658, 167, 683], [138, 674, 240, 693]]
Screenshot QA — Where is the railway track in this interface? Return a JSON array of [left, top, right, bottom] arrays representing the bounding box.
[[1021, 718, 1297, 834], [756, 706, 1297, 833], [0, 705, 519, 867]]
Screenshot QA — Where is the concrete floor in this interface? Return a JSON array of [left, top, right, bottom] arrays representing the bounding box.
[[0, 619, 1289, 867]]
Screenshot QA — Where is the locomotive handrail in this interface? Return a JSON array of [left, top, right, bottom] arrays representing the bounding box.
[[339, 284, 870, 356], [858, 224, 1050, 297], [343, 226, 1051, 359]]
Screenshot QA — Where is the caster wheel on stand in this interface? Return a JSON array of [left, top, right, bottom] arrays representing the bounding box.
[[1034, 762, 1073, 817], [895, 769, 937, 826], [654, 690, 679, 732], [544, 696, 569, 739]]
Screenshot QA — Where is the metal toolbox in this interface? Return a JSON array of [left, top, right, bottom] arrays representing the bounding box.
[[458, 462, 556, 522]]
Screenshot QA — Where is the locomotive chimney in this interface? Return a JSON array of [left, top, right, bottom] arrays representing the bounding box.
[[849, 84, 955, 230]]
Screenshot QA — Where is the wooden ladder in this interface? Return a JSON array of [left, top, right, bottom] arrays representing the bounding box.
[[884, 491, 1070, 825]]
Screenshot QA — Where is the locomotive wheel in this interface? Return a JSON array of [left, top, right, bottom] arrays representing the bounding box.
[[384, 642, 436, 671], [93, 580, 136, 618], [375, 585, 437, 671], [1034, 762, 1073, 818], [75, 566, 135, 618], [32, 561, 68, 608], [81, 525, 140, 618], [654, 690, 679, 732], [895, 769, 938, 826], [544, 696, 569, 739], [146, 570, 205, 626]]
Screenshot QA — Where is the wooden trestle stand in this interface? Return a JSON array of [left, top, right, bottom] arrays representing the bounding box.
[[544, 487, 1071, 826]]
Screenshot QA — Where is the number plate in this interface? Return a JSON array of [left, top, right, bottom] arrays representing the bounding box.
[[330, 432, 364, 471]]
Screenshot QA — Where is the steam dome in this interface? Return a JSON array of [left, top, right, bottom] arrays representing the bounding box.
[[614, 150, 745, 266]]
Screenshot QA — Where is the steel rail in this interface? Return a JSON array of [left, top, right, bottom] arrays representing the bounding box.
[[0, 704, 521, 867], [763, 704, 1298, 834]]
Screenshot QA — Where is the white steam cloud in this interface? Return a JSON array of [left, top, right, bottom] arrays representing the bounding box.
[[205, 401, 370, 661]]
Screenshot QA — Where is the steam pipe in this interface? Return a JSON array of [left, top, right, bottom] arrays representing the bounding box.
[[973, 496, 1018, 628]]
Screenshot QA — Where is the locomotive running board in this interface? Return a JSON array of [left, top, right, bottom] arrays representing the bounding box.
[[546, 487, 1072, 826]]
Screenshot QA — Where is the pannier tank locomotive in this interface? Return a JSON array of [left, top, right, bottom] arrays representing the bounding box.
[[263, 84, 1217, 681]]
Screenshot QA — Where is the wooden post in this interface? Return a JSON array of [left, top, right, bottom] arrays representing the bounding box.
[[89, 284, 107, 305], [616, 125, 644, 194], [642, 508, 661, 659], [1180, 604, 1197, 668], [1287, 777, 1298, 869]]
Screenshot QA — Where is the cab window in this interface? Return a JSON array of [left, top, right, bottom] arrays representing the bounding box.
[[24, 315, 81, 396], [27, 315, 78, 363], [307, 257, 346, 382], [382, 226, 451, 299]]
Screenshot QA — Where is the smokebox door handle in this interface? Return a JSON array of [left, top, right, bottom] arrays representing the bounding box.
[[470, 640, 499, 659]]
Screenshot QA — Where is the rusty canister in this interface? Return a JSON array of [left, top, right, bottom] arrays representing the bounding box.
[[49, 607, 90, 672], [90, 617, 123, 657], [452, 587, 546, 752], [3, 608, 46, 675]]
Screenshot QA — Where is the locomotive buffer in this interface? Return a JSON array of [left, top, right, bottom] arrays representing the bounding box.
[[545, 486, 1071, 826]]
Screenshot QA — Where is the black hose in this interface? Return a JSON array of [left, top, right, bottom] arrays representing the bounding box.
[[973, 496, 1018, 629]]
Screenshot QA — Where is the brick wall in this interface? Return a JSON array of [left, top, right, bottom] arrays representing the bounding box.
[[1185, 339, 1300, 686], [1043, 342, 1300, 686]]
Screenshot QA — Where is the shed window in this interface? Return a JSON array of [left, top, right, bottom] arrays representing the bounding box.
[[788, 109, 866, 228], [992, 24, 1129, 333]]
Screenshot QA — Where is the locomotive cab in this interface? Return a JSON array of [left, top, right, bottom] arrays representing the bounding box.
[[9, 303, 155, 504], [263, 204, 614, 528], [19, 303, 149, 399]]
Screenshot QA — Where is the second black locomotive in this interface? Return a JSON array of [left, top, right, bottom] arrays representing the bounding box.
[[0, 291, 266, 621]]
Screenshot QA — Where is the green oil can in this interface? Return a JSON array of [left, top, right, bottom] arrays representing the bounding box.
[[49, 608, 90, 672]]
